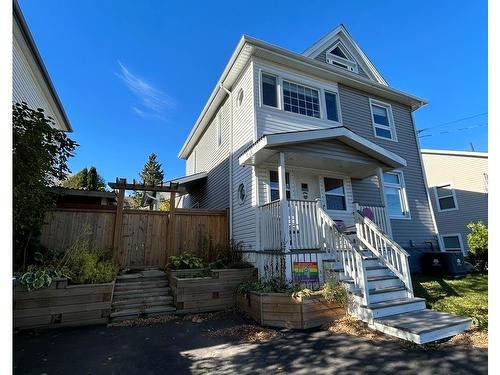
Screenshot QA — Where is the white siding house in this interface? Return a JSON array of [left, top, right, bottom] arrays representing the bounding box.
[[13, 0, 71, 132]]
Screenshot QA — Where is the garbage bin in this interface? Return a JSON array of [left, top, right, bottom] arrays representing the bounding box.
[[422, 251, 468, 278]]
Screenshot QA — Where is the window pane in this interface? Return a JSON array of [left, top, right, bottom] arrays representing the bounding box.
[[372, 104, 389, 126], [324, 178, 344, 195], [436, 185, 453, 198], [283, 81, 320, 118], [262, 74, 277, 107], [326, 195, 346, 210], [270, 189, 280, 202], [331, 46, 348, 59], [439, 196, 456, 210], [386, 187, 404, 216], [443, 236, 461, 250], [375, 127, 392, 139], [383, 173, 400, 185], [325, 92, 339, 122]]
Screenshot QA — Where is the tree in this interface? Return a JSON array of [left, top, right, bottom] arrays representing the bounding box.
[[61, 166, 106, 191], [13, 102, 78, 269], [140, 153, 164, 185], [466, 221, 488, 273]]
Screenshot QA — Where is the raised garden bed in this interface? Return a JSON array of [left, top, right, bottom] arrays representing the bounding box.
[[14, 278, 115, 329], [237, 291, 345, 329], [168, 268, 257, 314]]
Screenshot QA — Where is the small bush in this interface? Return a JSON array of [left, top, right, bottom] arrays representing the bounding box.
[[67, 248, 117, 284], [167, 252, 204, 270], [467, 221, 488, 272]]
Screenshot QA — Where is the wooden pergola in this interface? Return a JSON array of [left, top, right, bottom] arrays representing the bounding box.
[[108, 178, 187, 263]]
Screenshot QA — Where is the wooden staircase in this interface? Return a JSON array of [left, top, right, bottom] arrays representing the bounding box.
[[111, 269, 175, 322], [318, 207, 472, 344]]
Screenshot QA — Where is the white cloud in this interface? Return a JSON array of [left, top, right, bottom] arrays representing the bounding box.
[[116, 61, 174, 120]]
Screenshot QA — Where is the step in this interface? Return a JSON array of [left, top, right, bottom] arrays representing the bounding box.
[[116, 270, 167, 281], [114, 286, 170, 296], [365, 266, 392, 278], [114, 280, 169, 291], [110, 305, 176, 320], [367, 275, 403, 289], [368, 286, 408, 303], [363, 258, 383, 267], [366, 297, 426, 319], [370, 309, 472, 344], [112, 295, 174, 309], [113, 289, 171, 301]]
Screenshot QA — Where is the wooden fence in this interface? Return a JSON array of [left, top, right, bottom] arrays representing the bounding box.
[[40, 207, 229, 268]]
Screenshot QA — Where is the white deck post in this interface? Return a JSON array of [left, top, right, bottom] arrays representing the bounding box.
[[377, 167, 393, 238], [278, 152, 292, 282]]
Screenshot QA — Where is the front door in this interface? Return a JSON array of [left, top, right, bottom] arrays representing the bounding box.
[[291, 172, 320, 201]]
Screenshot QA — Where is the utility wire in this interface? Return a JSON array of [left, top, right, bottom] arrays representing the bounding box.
[[417, 112, 488, 134], [418, 122, 487, 138]]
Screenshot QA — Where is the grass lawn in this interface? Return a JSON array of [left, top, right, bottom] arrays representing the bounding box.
[[412, 273, 488, 330]]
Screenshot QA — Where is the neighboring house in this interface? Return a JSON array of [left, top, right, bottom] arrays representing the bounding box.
[[421, 149, 488, 254], [51, 187, 117, 210], [13, 0, 72, 132]]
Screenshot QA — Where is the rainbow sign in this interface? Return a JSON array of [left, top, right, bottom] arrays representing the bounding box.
[[293, 262, 319, 283]]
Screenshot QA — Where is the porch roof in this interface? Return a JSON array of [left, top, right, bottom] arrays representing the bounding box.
[[239, 127, 407, 173], [168, 172, 208, 194]]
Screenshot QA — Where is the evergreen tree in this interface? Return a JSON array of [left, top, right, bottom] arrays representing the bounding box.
[[87, 166, 98, 190], [61, 166, 106, 191], [139, 153, 164, 185]]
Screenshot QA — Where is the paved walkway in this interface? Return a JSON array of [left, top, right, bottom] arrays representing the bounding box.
[[14, 313, 487, 375]]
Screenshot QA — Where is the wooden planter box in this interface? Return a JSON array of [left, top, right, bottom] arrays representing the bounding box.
[[14, 278, 115, 329], [168, 268, 257, 314], [237, 291, 345, 329]]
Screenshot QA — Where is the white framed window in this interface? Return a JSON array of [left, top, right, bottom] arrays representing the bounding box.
[[325, 41, 359, 73], [261, 72, 278, 108], [383, 171, 410, 219], [324, 91, 340, 122], [282, 80, 320, 119], [269, 170, 290, 202], [216, 112, 222, 147], [441, 234, 464, 253], [323, 177, 346, 211], [369, 99, 397, 141], [434, 183, 458, 212]]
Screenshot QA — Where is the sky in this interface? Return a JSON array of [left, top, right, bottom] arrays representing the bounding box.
[[18, 0, 488, 185]]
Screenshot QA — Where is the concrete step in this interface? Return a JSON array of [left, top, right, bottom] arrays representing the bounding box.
[[367, 275, 403, 289], [366, 297, 426, 319], [112, 295, 174, 309], [370, 309, 472, 344], [110, 305, 176, 321]]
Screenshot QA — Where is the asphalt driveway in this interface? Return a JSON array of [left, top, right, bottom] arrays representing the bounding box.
[[14, 312, 487, 375]]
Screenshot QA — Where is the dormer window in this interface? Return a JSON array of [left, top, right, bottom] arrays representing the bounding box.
[[326, 41, 358, 73]]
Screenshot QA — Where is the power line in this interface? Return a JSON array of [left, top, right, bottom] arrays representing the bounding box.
[[418, 122, 487, 138], [417, 112, 488, 134]]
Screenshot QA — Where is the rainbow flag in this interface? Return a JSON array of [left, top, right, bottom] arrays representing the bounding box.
[[293, 262, 319, 282]]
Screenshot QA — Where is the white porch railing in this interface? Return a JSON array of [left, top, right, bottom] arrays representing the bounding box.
[[259, 201, 282, 250], [288, 200, 320, 250], [354, 209, 414, 298], [354, 203, 391, 236]]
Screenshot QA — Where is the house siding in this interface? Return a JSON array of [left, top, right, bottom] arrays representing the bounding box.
[[421, 152, 488, 253], [183, 97, 230, 209], [339, 84, 438, 269]]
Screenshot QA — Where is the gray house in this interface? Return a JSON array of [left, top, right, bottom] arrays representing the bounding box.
[[421, 149, 488, 254], [177, 25, 472, 343]]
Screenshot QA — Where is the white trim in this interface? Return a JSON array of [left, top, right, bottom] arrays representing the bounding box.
[[433, 183, 459, 212], [440, 233, 465, 254], [325, 40, 359, 73], [421, 149, 488, 158], [383, 170, 411, 220], [369, 98, 398, 142]]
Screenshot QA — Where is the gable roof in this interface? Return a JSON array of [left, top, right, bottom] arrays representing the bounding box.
[[13, 0, 72, 132], [302, 24, 388, 86], [178, 33, 427, 160]]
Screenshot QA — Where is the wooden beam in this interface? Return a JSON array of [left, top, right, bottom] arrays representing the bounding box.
[[108, 179, 185, 193], [112, 188, 125, 265]]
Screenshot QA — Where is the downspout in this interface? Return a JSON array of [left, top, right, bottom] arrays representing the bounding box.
[[220, 83, 233, 240], [411, 108, 443, 251]]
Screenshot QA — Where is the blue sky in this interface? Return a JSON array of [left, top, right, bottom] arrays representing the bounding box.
[[18, 0, 487, 184]]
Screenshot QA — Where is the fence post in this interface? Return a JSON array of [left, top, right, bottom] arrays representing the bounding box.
[[167, 192, 177, 257], [112, 186, 125, 266]]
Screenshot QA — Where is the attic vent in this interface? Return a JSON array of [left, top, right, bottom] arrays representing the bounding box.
[[326, 42, 358, 73]]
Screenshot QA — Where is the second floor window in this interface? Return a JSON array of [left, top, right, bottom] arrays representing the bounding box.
[[370, 99, 396, 141], [282, 81, 320, 118], [434, 184, 458, 211], [325, 91, 339, 122], [262, 73, 277, 107]]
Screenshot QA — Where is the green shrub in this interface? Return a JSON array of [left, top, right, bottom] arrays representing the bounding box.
[[467, 221, 488, 272], [167, 252, 204, 270], [66, 247, 117, 284], [237, 278, 292, 295], [18, 264, 71, 291]]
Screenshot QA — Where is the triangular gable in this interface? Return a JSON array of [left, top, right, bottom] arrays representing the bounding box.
[[303, 25, 388, 86]]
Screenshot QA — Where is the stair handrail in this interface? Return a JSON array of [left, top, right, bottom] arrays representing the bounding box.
[[316, 202, 370, 305], [354, 209, 414, 298]]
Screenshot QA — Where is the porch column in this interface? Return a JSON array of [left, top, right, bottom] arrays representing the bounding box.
[[278, 152, 292, 281], [376, 167, 394, 238]]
